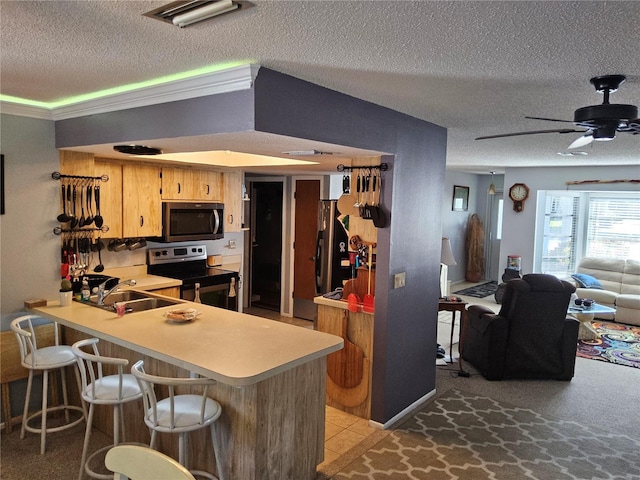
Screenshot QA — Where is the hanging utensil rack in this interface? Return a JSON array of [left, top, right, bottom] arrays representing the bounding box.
[[337, 164, 388, 172], [51, 172, 109, 182], [53, 226, 109, 236]]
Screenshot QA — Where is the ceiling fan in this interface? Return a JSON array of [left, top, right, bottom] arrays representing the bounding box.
[[476, 74, 640, 149]]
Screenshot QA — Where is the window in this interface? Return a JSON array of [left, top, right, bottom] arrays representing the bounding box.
[[535, 191, 640, 277]]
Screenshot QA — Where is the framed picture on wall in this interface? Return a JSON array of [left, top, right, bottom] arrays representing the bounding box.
[[452, 185, 469, 211]]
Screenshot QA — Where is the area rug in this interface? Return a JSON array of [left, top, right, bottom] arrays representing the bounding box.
[[453, 281, 498, 298], [577, 320, 640, 369], [327, 389, 640, 479]]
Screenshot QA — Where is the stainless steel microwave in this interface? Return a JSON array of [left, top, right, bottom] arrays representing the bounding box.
[[161, 202, 224, 242]]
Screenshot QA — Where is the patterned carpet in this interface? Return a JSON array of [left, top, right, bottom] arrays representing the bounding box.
[[577, 321, 640, 369], [327, 389, 640, 479], [453, 281, 498, 299]]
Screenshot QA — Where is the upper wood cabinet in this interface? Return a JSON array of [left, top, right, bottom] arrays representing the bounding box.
[[94, 160, 123, 239], [122, 164, 162, 237], [223, 171, 243, 233], [161, 167, 222, 201]]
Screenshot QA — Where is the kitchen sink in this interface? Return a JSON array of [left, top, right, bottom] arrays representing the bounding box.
[[76, 290, 184, 314]]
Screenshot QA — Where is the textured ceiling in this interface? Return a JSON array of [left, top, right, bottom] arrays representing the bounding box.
[[1, 1, 639, 173]]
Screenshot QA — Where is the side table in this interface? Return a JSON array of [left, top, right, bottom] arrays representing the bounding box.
[[438, 299, 468, 374]]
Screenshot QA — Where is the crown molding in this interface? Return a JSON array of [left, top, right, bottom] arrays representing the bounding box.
[[0, 102, 54, 120], [1, 64, 260, 121]]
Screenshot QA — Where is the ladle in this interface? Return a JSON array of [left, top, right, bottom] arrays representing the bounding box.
[[94, 185, 103, 228], [56, 184, 72, 222], [94, 237, 105, 272]]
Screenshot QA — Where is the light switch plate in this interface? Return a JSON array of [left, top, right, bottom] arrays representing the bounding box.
[[394, 272, 406, 289]]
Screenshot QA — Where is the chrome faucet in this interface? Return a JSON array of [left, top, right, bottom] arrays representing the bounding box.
[[97, 279, 137, 305]]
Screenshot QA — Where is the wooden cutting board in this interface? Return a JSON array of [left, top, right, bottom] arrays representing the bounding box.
[[326, 311, 364, 389]]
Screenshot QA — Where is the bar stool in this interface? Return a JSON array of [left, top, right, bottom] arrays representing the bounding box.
[[10, 315, 85, 454], [131, 360, 224, 480], [72, 338, 143, 480]]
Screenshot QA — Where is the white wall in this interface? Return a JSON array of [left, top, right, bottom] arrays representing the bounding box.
[[500, 165, 640, 275]]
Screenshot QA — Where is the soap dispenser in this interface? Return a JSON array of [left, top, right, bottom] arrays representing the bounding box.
[[81, 279, 91, 302]]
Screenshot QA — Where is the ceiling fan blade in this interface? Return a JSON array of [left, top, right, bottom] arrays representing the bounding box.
[[567, 134, 594, 149], [525, 116, 574, 123], [476, 129, 587, 141]]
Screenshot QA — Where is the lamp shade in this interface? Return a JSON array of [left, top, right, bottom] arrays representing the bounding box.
[[441, 237, 457, 266]]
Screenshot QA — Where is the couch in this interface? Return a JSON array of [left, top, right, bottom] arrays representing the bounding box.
[[572, 257, 640, 326], [461, 274, 578, 381]]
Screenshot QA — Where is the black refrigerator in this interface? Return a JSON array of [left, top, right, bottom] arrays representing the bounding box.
[[315, 200, 350, 294]]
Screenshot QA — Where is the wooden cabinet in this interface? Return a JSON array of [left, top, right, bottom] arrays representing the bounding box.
[[148, 286, 180, 298], [122, 164, 161, 237], [197, 170, 222, 201], [94, 160, 123, 238], [162, 167, 222, 201], [223, 171, 243, 232]]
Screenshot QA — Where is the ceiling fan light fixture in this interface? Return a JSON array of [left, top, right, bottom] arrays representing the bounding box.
[[143, 0, 249, 28]]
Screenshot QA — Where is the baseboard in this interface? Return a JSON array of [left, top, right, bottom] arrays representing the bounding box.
[[368, 388, 437, 430]]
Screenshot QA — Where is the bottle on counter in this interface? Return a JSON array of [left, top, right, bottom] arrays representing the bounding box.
[[194, 282, 201, 303], [81, 279, 91, 302]]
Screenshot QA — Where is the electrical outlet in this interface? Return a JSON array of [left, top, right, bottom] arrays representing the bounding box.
[[227, 240, 236, 249], [393, 272, 406, 289]]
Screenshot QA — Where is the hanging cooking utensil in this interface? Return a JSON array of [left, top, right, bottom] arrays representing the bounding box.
[[94, 185, 103, 228], [70, 184, 78, 229], [342, 174, 350, 194], [57, 184, 72, 223], [78, 185, 86, 227], [363, 245, 375, 312], [94, 237, 105, 272], [371, 170, 387, 228], [84, 184, 93, 226], [353, 169, 362, 209]]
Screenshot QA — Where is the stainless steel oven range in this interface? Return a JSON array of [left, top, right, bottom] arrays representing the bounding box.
[[147, 245, 239, 311]]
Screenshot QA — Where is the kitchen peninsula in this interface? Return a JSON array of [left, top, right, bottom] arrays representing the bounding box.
[[31, 296, 343, 480]]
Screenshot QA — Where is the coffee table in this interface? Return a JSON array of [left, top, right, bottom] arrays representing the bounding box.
[[568, 304, 616, 341]]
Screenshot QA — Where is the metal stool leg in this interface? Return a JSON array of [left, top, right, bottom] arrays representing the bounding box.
[[20, 370, 34, 440], [40, 370, 49, 455]]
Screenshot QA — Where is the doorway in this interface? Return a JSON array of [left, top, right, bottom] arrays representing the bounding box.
[[486, 191, 503, 281], [292, 179, 321, 320], [250, 181, 283, 311]]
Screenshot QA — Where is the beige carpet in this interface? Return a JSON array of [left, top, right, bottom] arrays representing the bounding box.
[[323, 388, 640, 479]]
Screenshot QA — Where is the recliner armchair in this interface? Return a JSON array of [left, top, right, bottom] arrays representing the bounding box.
[[461, 274, 579, 381]]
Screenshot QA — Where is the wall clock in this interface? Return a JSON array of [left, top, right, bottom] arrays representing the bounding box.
[[508, 183, 529, 212]]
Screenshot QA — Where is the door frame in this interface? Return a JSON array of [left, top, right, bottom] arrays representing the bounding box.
[[484, 189, 504, 281], [247, 176, 287, 315], [288, 175, 325, 318]]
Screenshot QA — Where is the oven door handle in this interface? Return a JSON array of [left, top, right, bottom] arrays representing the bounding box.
[[211, 209, 220, 235]]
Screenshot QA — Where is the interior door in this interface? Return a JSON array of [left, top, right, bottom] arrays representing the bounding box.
[[250, 182, 283, 311], [293, 179, 320, 320]]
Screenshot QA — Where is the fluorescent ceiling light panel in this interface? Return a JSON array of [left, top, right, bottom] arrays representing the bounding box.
[[136, 151, 319, 167], [173, 0, 238, 27]]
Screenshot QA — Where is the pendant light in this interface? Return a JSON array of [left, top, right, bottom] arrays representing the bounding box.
[[488, 171, 496, 195]]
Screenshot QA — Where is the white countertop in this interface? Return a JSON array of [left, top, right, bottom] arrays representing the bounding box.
[[32, 296, 343, 387]]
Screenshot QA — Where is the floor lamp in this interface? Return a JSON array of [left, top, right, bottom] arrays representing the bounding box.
[[440, 237, 457, 298]]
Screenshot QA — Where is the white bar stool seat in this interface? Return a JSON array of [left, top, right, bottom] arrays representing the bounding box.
[[131, 360, 224, 480], [106, 445, 196, 480], [10, 315, 85, 454], [73, 338, 143, 480]]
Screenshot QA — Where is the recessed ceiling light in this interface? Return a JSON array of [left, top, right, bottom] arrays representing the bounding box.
[[557, 151, 588, 157]]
